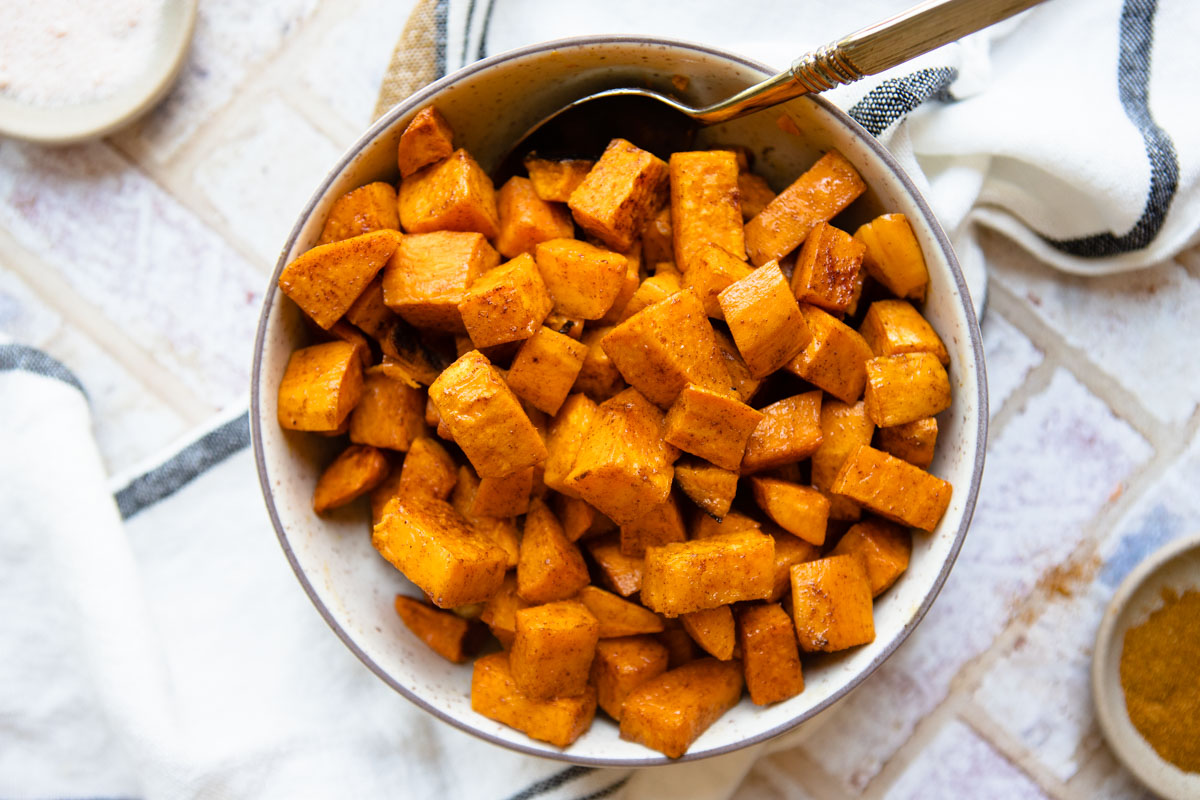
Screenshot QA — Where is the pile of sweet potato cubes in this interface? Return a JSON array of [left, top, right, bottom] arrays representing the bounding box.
[[275, 105, 954, 758]]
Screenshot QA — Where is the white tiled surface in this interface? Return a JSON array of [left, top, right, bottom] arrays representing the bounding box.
[[1, 1, 1197, 796]]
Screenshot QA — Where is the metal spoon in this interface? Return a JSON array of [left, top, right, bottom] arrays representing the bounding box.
[[496, 0, 1044, 176]]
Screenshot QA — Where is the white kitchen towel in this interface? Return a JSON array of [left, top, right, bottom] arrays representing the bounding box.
[[429, 0, 1200, 313]]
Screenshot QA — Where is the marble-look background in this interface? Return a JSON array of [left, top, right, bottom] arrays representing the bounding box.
[[2, 1, 1195, 796]]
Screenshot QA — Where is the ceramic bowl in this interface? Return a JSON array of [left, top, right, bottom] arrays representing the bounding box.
[[250, 36, 988, 765]]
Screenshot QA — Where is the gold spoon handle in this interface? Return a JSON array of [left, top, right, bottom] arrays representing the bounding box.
[[697, 0, 1045, 122]]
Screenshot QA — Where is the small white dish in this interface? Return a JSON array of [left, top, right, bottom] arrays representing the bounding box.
[[1092, 532, 1200, 799], [0, 0, 197, 145]]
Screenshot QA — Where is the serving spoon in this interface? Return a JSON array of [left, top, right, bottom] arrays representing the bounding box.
[[497, 0, 1044, 176]]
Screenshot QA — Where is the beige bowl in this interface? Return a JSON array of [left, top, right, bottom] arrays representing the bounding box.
[[250, 36, 988, 765]]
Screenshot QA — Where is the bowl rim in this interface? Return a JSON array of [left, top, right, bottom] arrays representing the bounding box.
[[250, 33, 989, 767]]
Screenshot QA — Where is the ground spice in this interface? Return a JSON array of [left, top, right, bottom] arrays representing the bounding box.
[[1119, 588, 1200, 773]]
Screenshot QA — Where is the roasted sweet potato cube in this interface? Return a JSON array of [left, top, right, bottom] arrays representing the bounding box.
[[619, 491, 686, 557], [669, 150, 745, 271], [471, 467, 534, 517], [681, 605, 736, 660], [711, 328, 760, 403], [396, 106, 454, 177], [577, 586, 664, 638], [279, 229, 403, 329], [493, 177, 575, 258], [591, 636, 670, 721], [641, 205, 674, 265], [595, 255, 641, 327], [864, 352, 951, 427], [617, 273, 681, 322], [532, 238, 628, 320], [682, 244, 753, 319], [382, 231, 499, 333], [328, 320, 373, 369], [691, 509, 762, 540], [791, 222, 866, 313], [348, 370, 426, 451], [372, 494, 508, 608], [619, 659, 744, 758], [674, 458, 739, 519], [393, 436, 457, 503], [429, 350, 547, 478], [860, 299, 949, 364], [481, 574, 529, 647], [552, 495, 596, 542], [738, 603, 804, 705], [832, 445, 952, 531], [750, 478, 830, 546], [738, 172, 776, 221], [542, 393, 597, 496], [657, 619, 700, 668], [876, 415, 938, 469], [573, 325, 625, 399], [587, 534, 644, 597], [719, 262, 811, 378], [790, 555, 874, 652], [517, 499, 590, 603], [741, 391, 823, 473], [458, 253, 554, 348], [784, 305, 874, 404], [641, 531, 774, 617], [312, 444, 388, 513], [831, 518, 912, 597], [569, 138, 669, 252], [318, 181, 400, 245], [277, 341, 364, 431], [511, 601, 600, 699], [663, 383, 764, 471], [812, 399, 874, 521], [766, 530, 821, 602], [601, 290, 729, 408], [471, 652, 597, 747], [394, 594, 481, 663], [524, 155, 594, 202], [745, 150, 866, 266], [566, 388, 676, 525], [344, 276, 396, 341], [855, 214, 929, 301], [504, 326, 588, 415], [398, 148, 498, 238]]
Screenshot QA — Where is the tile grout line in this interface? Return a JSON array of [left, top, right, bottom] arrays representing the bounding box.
[[959, 700, 1074, 799]]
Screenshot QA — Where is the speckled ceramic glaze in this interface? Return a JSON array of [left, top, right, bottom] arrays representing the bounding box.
[[250, 36, 988, 766]]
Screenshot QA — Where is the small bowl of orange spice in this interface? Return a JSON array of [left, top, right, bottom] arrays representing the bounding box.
[[1093, 532, 1200, 799]]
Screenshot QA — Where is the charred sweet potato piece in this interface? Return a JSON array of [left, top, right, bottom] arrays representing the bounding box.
[[428, 350, 547, 478], [745, 150, 866, 266], [318, 182, 400, 245], [277, 341, 364, 432], [511, 600, 600, 699], [601, 290, 730, 408], [855, 213, 929, 301], [811, 399, 874, 521], [738, 603, 805, 705], [494, 176, 575, 258], [831, 518, 912, 597], [574, 325, 625, 400], [312, 444, 389, 513], [569, 138, 669, 252], [682, 243, 753, 319], [348, 370, 426, 451], [577, 586, 665, 638], [831, 445, 952, 531], [542, 393, 597, 497], [372, 494, 508, 608], [458, 253, 555, 348], [399, 148, 498, 238], [664, 383, 764, 471], [674, 458, 739, 520], [680, 605, 736, 660], [619, 492, 686, 557], [791, 221, 865, 313], [785, 305, 874, 403], [750, 478, 830, 546], [394, 594, 481, 663], [534, 238, 628, 320], [586, 534, 644, 597], [876, 416, 938, 468], [669, 150, 745, 271], [517, 499, 591, 604], [860, 299, 949, 364], [766, 530, 821, 602], [790, 555, 875, 652], [718, 262, 811, 379], [396, 106, 455, 177], [279, 229, 403, 329], [741, 391, 823, 473], [641, 530, 775, 617], [619, 658, 744, 758], [591, 636, 670, 721], [471, 652, 597, 747], [864, 352, 951, 428], [505, 326, 588, 415], [524, 155, 594, 202], [382, 231, 499, 333]]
